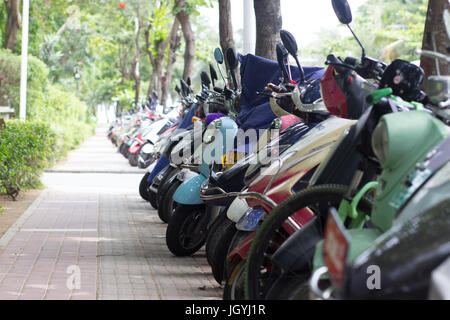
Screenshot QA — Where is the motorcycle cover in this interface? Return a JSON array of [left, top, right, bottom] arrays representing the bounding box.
[[237, 53, 325, 131]]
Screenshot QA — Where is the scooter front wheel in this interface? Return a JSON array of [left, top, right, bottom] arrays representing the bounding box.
[[166, 204, 207, 256], [244, 184, 373, 300], [157, 180, 182, 223], [139, 172, 151, 201]]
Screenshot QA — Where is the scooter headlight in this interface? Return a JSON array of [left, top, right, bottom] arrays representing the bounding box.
[[371, 120, 389, 165]]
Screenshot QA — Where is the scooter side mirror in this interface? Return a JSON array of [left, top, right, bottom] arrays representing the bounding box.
[[175, 85, 181, 95], [279, 29, 305, 84], [214, 47, 224, 64], [180, 79, 189, 96], [280, 30, 298, 57], [226, 47, 238, 70], [187, 77, 192, 86], [331, 0, 353, 25], [209, 63, 218, 87], [200, 71, 211, 88], [226, 47, 239, 89], [276, 43, 290, 82]]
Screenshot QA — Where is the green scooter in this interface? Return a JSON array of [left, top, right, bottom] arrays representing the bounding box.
[[311, 8, 450, 299]]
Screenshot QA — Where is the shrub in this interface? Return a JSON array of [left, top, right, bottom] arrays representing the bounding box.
[[0, 49, 49, 116], [30, 84, 95, 156], [0, 49, 95, 158], [0, 120, 55, 200]]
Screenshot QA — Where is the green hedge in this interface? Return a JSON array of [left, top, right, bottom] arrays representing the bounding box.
[[0, 120, 55, 200], [0, 49, 95, 200], [0, 48, 95, 156]]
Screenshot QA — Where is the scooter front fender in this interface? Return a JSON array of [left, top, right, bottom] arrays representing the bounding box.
[[173, 173, 208, 205], [227, 197, 249, 223], [236, 207, 266, 232]]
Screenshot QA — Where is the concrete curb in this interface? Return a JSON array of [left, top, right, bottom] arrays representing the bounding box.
[[0, 189, 49, 252]]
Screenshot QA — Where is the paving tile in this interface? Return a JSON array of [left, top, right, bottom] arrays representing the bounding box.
[[0, 127, 222, 300]]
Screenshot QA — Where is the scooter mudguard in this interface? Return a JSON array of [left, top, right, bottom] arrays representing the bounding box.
[[173, 173, 208, 205], [227, 197, 249, 223], [236, 207, 265, 232], [146, 161, 157, 174], [228, 232, 255, 261], [147, 156, 170, 183]]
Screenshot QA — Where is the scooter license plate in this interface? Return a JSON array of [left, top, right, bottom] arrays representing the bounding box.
[[323, 208, 350, 289]]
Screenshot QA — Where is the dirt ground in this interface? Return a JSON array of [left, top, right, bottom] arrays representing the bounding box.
[[0, 189, 43, 238], [0, 156, 70, 238]]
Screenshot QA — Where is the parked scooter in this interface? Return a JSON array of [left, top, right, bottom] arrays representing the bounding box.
[[309, 8, 450, 300], [201, 36, 330, 289], [165, 47, 241, 256], [243, 0, 447, 300]]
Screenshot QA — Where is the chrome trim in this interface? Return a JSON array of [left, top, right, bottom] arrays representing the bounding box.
[[309, 267, 335, 300], [180, 164, 200, 173], [199, 184, 277, 210]]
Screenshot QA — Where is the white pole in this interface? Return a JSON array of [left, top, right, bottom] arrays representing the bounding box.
[[243, 0, 255, 55], [19, 0, 30, 121]]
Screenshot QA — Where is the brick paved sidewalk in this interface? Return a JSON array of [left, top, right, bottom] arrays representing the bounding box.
[[0, 127, 222, 300]]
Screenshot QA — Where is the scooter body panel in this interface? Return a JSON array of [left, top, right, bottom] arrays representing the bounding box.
[[172, 172, 208, 205], [173, 117, 238, 206], [227, 197, 249, 223]]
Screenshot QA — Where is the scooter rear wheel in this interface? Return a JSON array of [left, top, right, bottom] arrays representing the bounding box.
[[128, 153, 138, 167], [156, 167, 179, 208], [139, 172, 151, 201], [206, 217, 237, 285], [166, 204, 207, 256], [157, 180, 181, 223], [264, 271, 311, 300]]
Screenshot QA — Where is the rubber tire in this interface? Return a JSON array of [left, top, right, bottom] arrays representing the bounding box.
[[166, 204, 207, 256], [223, 259, 246, 300], [139, 172, 151, 201], [148, 188, 158, 210], [264, 272, 311, 300], [244, 184, 373, 300], [156, 167, 179, 208], [128, 153, 138, 167], [206, 217, 237, 285], [222, 231, 251, 300], [137, 143, 154, 169], [157, 180, 182, 223]]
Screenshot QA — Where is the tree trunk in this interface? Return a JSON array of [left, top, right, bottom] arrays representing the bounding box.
[[253, 0, 282, 61], [4, 0, 21, 50], [219, 0, 240, 88], [145, 18, 180, 100], [420, 0, 450, 88], [219, 0, 235, 57], [175, 0, 195, 81], [161, 20, 181, 106]]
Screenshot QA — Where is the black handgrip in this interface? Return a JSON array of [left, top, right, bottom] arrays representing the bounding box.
[[326, 54, 348, 74], [214, 86, 224, 93], [344, 57, 359, 67]]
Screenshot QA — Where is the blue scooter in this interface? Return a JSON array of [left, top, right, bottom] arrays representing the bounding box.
[[165, 48, 241, 256]]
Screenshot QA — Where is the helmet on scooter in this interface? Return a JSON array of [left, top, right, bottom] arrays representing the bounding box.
[[321, 65, 348, 118], [379, 59, 425, 102], [321, 62, 375, 120]]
